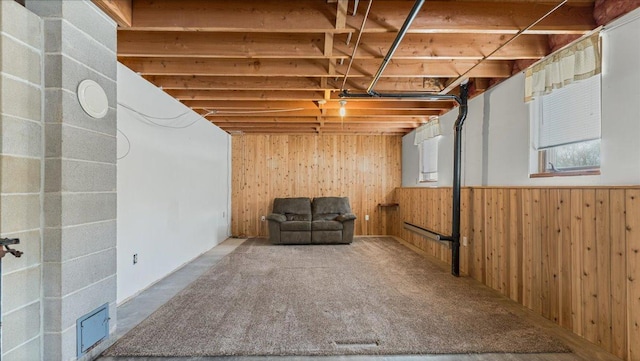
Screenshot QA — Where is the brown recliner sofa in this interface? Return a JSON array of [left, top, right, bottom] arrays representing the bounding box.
[[267, 197, 356, 244], [266, 197, 312, 245]]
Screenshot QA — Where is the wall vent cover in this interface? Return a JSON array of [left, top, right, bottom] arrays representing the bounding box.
[[76, 303, 109, 357]]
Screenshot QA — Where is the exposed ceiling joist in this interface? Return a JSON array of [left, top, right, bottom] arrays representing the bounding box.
[[93, 0, 132, 27], [120, 58, 514, 78], [99, 0, 602, 135]]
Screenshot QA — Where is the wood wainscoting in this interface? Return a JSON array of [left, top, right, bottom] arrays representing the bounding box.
[[391, 187, 640, 361], [231, 134, 402, 238]]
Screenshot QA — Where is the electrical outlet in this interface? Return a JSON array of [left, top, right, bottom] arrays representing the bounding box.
[[222, 211, 226, 218], [365, 215, 370, 221], [261, 215, 266, 222], [462, 236, 468, 247], [133, 254, 138, 265]]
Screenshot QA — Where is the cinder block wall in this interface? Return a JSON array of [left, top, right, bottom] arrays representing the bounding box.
[[25, 0, 118, 360], [0, 1, 44, 360]]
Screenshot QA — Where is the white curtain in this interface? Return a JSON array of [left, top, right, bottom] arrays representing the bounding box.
[[414, 118, 441, 145], [524, 32, 601, 102], [421, 137, 439, 174]]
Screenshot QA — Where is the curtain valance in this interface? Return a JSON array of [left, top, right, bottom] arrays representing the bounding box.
[[414, 118, 441, 145], [524, 32, 601, 102]]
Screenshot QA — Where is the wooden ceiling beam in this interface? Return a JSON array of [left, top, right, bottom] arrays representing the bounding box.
[[319, 100, 452, 110], [316, 130, 408, 135], [195, 108, 441, 117], [118, 31, 548, 60], [340, 77, 447, 92], [144, 76, 326, 91], [118, 32, 327, 59], [182, 100, 319, 109], [125, 0, 594, 34], [334, 33, 549, 60], [92, 0, 132, 27], [120, 58, 331, 77], [129, 0, 346, 32], [224, 128, 320, 134], [180, 99, 452, 110], [321, 123, 415, 130], [320, 117, 430, 124], [347, 1, 595, 34], [111, 0, 599, 136], [218, 123, 413, 132], [144, 75, 453, 92], [334, 59, 513, 78], [200, 116, 433, 124], [168, 90, 325, 101], [226, 130, 408, 135], [120, 58, 513, 78], [219, 123, 417, 130], [218, 120, 420, 126], [220, 122, 322, 128]]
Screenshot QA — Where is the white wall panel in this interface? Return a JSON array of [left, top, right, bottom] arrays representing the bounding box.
[[117, 64, 231, 303]]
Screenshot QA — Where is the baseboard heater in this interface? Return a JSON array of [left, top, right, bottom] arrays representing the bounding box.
[[403, 222, 452, 248]]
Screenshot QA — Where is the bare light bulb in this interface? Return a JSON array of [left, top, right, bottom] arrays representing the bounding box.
[[339, 100, 347, 117]]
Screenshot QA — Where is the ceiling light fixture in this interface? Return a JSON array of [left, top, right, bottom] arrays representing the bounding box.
[[339, 100, 347, 117]]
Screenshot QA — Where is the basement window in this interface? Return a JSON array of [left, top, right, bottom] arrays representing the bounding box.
[[530, 74, 601, 177], [419, 137, 439, 182]]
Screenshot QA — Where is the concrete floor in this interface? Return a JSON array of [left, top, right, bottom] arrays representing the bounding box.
[[96, 238, 622, 361]]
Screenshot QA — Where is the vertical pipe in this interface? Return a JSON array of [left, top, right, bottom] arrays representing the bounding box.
[[451, 83, 469, 277], [340, 84, 468, 277], [0, 257, 2, 356]]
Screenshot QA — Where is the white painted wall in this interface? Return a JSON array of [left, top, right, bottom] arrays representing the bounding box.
[[403, 9, 640, 187], [116, 64, 231, 303]]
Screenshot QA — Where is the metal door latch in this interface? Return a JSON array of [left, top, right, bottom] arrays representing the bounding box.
[[0, 238, 23, 259]]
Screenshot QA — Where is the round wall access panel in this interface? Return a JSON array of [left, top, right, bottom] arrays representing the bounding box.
[[77, 79, 109, 119]]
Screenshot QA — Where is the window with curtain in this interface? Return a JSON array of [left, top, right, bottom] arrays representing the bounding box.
[[525, 32, 601, 102], [414, 119, 440, 182], [531, 73, 601, 175], [526, 31, 602, 176], [419, 137, 439, 182]]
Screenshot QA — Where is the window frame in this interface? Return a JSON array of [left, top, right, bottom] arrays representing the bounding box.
[[418, 136, 439, 183], [529, 75, 602, 178]]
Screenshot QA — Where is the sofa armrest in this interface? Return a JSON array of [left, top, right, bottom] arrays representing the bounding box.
[[267, 213, 287, 223], [336, 213, 356, 222]]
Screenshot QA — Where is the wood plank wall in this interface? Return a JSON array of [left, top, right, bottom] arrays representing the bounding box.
[[231, 134, 402, 237], [391, 187, 640, 361]]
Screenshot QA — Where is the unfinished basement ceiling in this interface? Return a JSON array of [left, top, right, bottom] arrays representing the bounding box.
[[96, 0, 600, 135]]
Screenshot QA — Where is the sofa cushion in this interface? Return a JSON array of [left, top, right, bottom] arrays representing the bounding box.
[[312, 197, 352, 214], [286, 213, 311, 221], [312, 230, 344, 244], [312, 220, 344, 231], [313, 213, 339, 221], [267, 213, 287, 223], [273, 197, 312, 215], [281, 221, 312, 231]]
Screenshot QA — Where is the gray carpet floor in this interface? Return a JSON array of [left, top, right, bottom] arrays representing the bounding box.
[[103, 237, 570, 357]]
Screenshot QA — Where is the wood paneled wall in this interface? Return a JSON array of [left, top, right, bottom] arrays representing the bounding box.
[[231, 134, 402, 237], [391, 187, 640, 361]]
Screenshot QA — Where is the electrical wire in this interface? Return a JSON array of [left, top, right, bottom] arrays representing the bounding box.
[[118, 102, 201, 129], [117, 128, 131, 160], [439, 0, 568, 94], [341, 0, 373, 91], [118, 102, 190, 120]]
